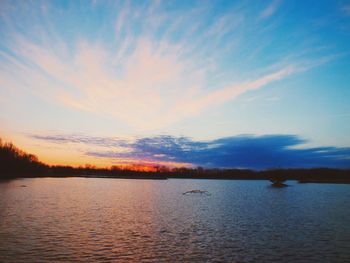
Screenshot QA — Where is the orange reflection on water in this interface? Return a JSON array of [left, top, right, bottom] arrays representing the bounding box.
[[0, 178, 170, 261]]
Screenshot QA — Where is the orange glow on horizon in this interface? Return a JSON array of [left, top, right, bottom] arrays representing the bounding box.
[[2, 136, 193, 171], [40, 156, 192, 171], [112, 164, 164, 172], [36, 151, 193, 171]]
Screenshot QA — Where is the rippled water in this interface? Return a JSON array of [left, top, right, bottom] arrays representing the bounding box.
[[0, 178, 350, 262]]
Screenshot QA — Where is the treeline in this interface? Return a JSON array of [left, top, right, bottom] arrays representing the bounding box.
[[0, 138, 48, 177], [168, 167, 350, 182], [0, 138, 349, 182]]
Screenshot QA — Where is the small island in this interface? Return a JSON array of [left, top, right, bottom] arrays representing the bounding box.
[[270, 178, 288, 187]]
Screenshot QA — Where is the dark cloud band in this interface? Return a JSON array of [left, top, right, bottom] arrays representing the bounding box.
[[31, 134, 350, 169]]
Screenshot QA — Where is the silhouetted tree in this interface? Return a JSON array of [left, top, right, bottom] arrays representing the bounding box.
[[0, 138, 48, 178]]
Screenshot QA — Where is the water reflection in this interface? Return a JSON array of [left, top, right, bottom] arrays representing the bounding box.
[[0, 178, 350, 262]]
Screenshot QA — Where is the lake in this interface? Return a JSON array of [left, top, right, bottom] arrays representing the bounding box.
[[1, 178, 350, 262]]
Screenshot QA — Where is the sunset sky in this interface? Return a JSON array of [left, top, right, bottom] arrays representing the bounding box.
[[1, 0, 350, 169]]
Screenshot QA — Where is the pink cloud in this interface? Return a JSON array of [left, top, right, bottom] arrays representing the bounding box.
[[2, 33, 299, 131]]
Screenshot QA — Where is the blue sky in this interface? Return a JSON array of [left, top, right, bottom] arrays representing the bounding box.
[[0, 0, 350, 168]]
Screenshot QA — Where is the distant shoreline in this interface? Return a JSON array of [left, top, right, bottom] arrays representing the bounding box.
[[2, 169, 350, 184], [1, 139, 350, 184]]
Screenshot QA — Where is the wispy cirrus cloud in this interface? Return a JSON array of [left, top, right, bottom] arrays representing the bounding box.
[[0, 0, 331, 132], [0, 32, 303, 130], [259, 0, 282, 19], [30, 133, 350, 169]]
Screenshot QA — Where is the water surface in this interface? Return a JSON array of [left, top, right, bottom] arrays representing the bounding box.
[[1, 178, 350, 262]]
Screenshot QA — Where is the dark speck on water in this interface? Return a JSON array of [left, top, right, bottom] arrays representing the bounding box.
[[1, 177, 350, 262], [183, 189, 211, 195]]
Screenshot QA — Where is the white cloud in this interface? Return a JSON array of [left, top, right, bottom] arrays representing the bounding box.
[[259, 0, 282, 19]]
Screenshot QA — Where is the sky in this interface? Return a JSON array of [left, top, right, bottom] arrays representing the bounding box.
[[1, 0, 350, 169]]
